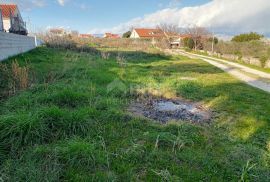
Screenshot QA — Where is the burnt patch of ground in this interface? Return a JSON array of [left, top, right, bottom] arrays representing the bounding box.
[[128, 97, 212, 124]]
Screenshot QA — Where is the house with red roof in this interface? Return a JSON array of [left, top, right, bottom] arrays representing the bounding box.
[[0, 4, 27, 34], [49, 28, 68, 36], [103, 33, 120, 39], [130, 28, 191, 48], [130, 28, 166, 39], [79, 34, 93, 38]]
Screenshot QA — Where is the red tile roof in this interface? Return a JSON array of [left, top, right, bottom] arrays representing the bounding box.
[[179, 34, 192, 39], [79, 34, 93, 38], [134, 28, 165, 38], [104, 33, 120, 38], [0, 4, 18, 19]]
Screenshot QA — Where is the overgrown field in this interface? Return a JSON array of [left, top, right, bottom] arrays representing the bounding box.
[[0, 44, 269, 181]]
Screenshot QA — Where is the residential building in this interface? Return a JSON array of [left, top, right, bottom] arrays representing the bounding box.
[[103, 33, 120, 39], [79, 34, 93, 38], [0, 4, 27, 35], [130, 28, 166, 39], [170, 34, 192, 48], [130, 28, 191, 48], [49, 28, 68, 36]]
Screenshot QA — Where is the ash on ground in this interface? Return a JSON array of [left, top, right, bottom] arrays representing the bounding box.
[[128, 98, 211, 123]]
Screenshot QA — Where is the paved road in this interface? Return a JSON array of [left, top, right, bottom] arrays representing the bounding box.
[[167, 49, 270, 93]]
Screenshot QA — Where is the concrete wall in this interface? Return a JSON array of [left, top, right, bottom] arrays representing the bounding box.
[[0, 32, 37, 61], [242, 57, 262, 67]]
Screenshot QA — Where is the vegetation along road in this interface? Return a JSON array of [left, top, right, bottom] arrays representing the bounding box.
[[169, 50, 270, 93]]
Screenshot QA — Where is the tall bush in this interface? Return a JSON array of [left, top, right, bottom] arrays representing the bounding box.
[[183, 38, 195, 49], [232, 32, 264, 42], [122, 31, 131, 38]]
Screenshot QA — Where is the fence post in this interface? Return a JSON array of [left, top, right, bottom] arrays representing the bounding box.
[[34, 35, 37, 47]]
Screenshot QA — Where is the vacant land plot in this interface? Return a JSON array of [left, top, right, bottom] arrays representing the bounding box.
[[0, 44, 269, 181]]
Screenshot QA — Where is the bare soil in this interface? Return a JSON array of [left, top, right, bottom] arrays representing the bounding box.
[[128, 98, 212, 123]]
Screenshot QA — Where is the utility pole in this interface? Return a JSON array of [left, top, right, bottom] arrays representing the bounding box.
[[211, 28, 215, 53], [211, 33, 214, 53]]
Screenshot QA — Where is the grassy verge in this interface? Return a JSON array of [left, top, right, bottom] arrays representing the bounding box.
[[190, 50, 270, 74], [0, 46, 269, 181]]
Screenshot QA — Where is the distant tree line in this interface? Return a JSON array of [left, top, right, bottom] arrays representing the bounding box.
[[232, 32, 264, 42]]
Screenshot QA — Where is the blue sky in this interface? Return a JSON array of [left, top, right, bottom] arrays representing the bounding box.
[[2, 0, 270, 36], [3, 0, 209, 33]]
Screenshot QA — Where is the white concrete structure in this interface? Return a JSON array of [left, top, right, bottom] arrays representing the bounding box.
[[0, 32, 37, 61]]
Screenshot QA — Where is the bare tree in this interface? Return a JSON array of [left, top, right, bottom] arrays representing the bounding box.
[[185, 26, 211, 50], [157, 23, 180, 35], [156, 23, 182, 49]]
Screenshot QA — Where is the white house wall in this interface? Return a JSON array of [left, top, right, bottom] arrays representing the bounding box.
[[130, 30, 140, 38], [3, 19, 10, 32]]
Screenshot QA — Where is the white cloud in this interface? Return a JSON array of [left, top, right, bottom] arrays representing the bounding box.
[[89, 0, 270, 36], [57, 0, 68, 6]]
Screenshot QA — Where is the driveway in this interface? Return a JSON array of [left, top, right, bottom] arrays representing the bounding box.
[[166, 49, 270, 93]]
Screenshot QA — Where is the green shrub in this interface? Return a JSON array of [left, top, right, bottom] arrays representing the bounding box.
[[259, 55, 268, 67], [183, 38, 195, 49], [122, 31, 131, 38], [267, 48, 270, 57], [208, 37, 218, 44], [232, 32, 264, 42], [234, 50, 243, 60]]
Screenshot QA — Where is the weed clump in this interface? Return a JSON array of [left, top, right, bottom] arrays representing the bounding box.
[[0, 61, 30, 99], [42, 89, 89, 108], [0, 106, 96, 158]]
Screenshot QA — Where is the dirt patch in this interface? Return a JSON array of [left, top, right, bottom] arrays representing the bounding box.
[[128, 98, 211, 123]]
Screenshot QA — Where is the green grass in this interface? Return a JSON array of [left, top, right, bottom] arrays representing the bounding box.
[[0, 47, 270, 181]]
